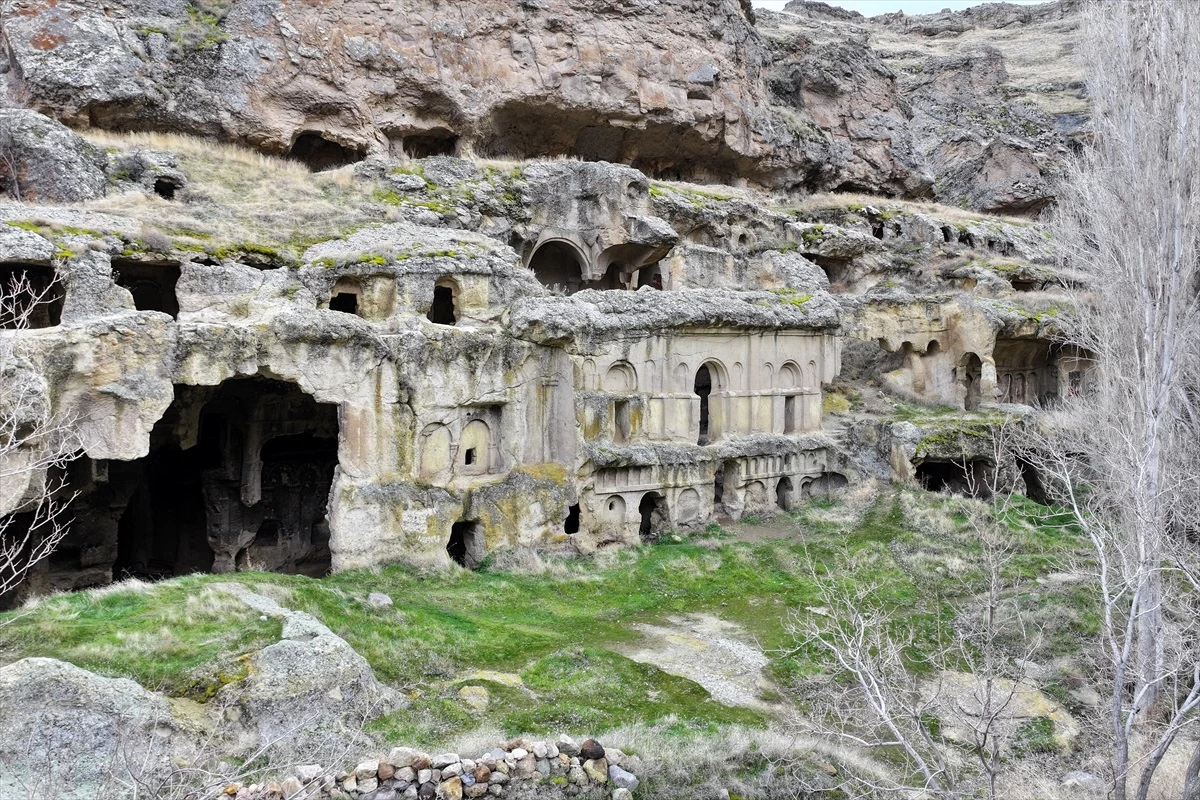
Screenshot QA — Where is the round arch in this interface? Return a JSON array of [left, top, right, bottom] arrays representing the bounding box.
[[527, 238, 588, 294]]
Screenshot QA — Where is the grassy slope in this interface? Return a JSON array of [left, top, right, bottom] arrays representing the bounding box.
[[0, 489, 1094, 752]]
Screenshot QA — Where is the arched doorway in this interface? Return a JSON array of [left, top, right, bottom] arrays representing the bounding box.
[[695, 365, 713, 445], [959, 353, 983, 411], [638, 492, 669, 541], [528, 241, 586, 294], [776, 477, 794, 511]]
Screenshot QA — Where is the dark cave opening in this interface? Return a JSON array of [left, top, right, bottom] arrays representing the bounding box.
[[112, 378, 338, 581], [153, 178, 179, 200], [448, 520, 484, 568], [528, 241, 585, 294], [113, 260, 181, 318], [638, 492, 669, 541], [564, 504, 581, 535], [427, 282, 458, 325], [915, 459, 993, 497], [288, 132, 362, 172], [403, 132, 459, 159], [329, 291, 359, 315], [695, 365, 713, 445], [0, 264, 63, 329]]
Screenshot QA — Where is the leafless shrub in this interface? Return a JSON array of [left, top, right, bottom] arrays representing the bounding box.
[[786, 427, 1044, 799], [0, 268, 80, 601]]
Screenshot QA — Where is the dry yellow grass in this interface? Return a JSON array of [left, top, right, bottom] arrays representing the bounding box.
[[789, 191, 1035, 226], [79, 129, 383, 260]]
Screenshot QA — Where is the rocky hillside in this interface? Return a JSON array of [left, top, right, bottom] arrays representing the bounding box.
[[0, 0, 1084, 208], [0, 1, 1119, 799]]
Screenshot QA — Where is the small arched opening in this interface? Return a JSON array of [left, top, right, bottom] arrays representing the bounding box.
[[776, 477, 794, 511], [959, 352, 984, 411], [288, 132, 362, 172], [427, 278, 459, 325], [638, 492, 669, 541], [447, 520, 484, 568], [693, 363, 724, 444], [528, 241, 586, 294], [802, 472, 849, 500], [564, 504, 581, 534]]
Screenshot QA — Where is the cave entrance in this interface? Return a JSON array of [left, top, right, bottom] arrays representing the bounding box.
[[448, 520, 484, 568], [427, 279, 459, 325], [288, 132, 362, 172], [113, 260, 181, 318], [776, 477, 794, 511], [638, 492, 669, 541], [695, 365, 713, 445], [1018, 457, 1048, 505], [916, 459, 993, 497], [564, 504, 581, 535], [403, 132, 459, 159], [0, 264, 63, 329], [112, 377, 338, 580], [153, 178, 179, 200], [528, 241, 585, 294]]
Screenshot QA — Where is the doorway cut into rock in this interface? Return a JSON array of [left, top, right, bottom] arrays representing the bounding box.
[[695, 365, 713, 445], [638, 492, 669, 541], [916, 459, 993, 497]]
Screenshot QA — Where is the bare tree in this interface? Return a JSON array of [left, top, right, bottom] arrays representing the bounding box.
[[787, 434, 1041, 799], [0, 269, 77, 601], [1025, 2, 1200, 798]]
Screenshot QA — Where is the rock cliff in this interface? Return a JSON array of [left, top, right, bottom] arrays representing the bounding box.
[[0, 0, 1084, 208]]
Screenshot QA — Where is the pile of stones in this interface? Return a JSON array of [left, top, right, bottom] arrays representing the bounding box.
[[215, 735, 641, 800]]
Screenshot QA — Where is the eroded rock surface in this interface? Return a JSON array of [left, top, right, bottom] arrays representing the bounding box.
[[0, 0, 1084, 207], [0, 657, 188, 800]]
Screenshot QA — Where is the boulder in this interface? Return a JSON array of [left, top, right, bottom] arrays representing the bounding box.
[[0, 657, 190, 800], [213, 587, 402, 764], [579, 739, 605, 760], [0, 109, 107, 202], [608, 764, 639, 791]]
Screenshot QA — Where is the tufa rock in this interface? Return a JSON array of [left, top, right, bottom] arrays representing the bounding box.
[[0, 109, 107, 203], [608, 764, 639, 791]]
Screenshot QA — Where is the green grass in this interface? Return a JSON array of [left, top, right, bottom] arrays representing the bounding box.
[[0, 490, 1092, 749]]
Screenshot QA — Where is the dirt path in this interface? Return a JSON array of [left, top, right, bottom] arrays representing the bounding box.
[[615, 613, 787, 715]]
